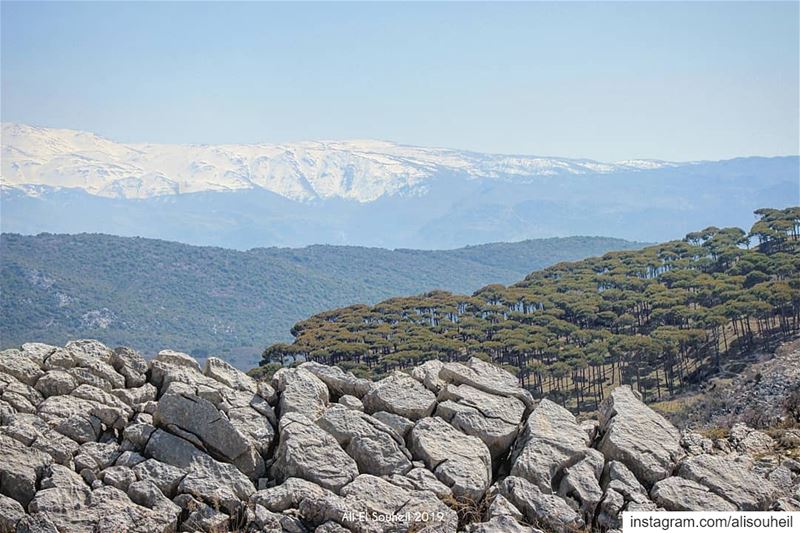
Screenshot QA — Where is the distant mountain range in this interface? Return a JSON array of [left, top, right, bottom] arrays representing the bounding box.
[[2, 122, 677, 201], [0, 233, 645, 369], [2, 123, 797, 249]]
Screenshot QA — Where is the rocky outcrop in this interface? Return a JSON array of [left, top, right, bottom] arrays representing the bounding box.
[[677, 454, 781, 510], [362, 372, 436, 420], [409, 416, 492, 500], [0, 339, 794, 532], [316, 405, 412, 476], [651, 476, 737, 511], [299, 361, 372, 399], [498, 476, 584, 533], [436, 382, 526, 459], [271, 367, 329, 420], [598, 386, 685, 486], [271, 412, 359, 492], [439, 358, 535, 409], [509, 399, 604, 524]]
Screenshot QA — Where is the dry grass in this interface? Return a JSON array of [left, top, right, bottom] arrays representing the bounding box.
[[441, 494, 490, 529], [701, 426, 730, 440], [650, 394, 702, 415]]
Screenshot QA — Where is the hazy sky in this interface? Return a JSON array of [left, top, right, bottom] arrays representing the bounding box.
[[2, 2, 798, 161]]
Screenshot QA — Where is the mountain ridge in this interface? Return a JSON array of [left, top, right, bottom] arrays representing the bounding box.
[[3, 123, 798, 250], [3, 122, 687, 202], [0, 232, 645, 368]]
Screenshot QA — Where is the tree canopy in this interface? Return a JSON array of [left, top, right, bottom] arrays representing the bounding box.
[[260, 207, 800, 411]]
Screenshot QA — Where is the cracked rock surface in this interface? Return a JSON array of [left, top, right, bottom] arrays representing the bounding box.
[[0, 342, 796, 532]]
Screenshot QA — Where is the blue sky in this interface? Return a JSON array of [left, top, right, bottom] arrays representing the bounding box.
[[1, 2, 798, 161]]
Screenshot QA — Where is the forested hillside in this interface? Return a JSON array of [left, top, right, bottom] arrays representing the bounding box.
[[261, 207, 800, 412], [0, 233, 642, 368]]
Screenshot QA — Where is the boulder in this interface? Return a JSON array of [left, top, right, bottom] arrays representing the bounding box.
[[651, 476, 737, 511], [409, 416, 491, 500], [272, 367, 330, 420], [340, 474, 457, 532], [68, 355, 125, 390], [28, 465, 177, 533], [317, 405, 412, 475], [730, 423, 776, 455], [681, 432, 714, 456], [155, 391, 249, 461], [598, 386, 684, 486], [19, 343, 56, 367], [154, 350, 200, 371], [154, 391, 264, 478], [300, 474, 458, 533], [34, 370, 77, 398], [557, 449, 604, 522], [316, 521, 352, 533], [41, 347, 76, 371], [251, 477, 330, 512], [182, 506, 230, 532], [133, 459, 186, 497], [0, 493, 25, 532], [226, 405, 275, 456], [0, 349, 44, 387], [510, 399, 592, 492], [768, 465, 794, 498], [76, 441, 121, 471], [299, 361, 372, 398], [127, 479, 180, 516], [64, 340, 114, 363], [439, 358, 533, 409], [204, 357, 256, 392], [372, 411, 414, 438], [437, 383, 525, 458], [2, 414, 80, 466], [384, 467, 453, 499], [271, 413, 359, 492], [410, 359, 446, 393], [362, 372, 436, 420], [110, 347, 149, 388], [498, 476, 584, 533], [177, 454, 256, 513], [678, 454, 781, 510], [596, 488, 624, 530], [0, 434, 52, 506], [71, 384, 134, 427], [111, 383, 157, 408], [36, 395, 106, 443], [487, 492, 525, 522], [338, 394, 364, 411], [603, 460, 648, 503], [580, 420, 599, 442], [115, 451, 146, 469], [148, 357, 217, 393], [143, 429, 254, 510], [101, 466, 137, 491]]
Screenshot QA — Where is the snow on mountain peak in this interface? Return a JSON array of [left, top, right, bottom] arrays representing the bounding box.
[[1, 123, 676, 202]]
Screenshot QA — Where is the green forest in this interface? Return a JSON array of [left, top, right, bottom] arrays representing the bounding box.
[[0, 233, 641, 369], [260, 207, 800, 412]]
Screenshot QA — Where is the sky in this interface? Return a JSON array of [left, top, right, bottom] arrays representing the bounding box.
[[1, 2, 798, 161]]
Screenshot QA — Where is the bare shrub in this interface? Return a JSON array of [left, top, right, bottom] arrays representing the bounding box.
[[441, 494, 490, 529]]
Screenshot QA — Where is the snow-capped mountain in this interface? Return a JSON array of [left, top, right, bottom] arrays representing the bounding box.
[[1, 122, 797, 250], [1, 123, 677, 202]]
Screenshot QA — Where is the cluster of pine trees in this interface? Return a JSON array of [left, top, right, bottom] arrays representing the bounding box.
[[260, 207, 800, 411]]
